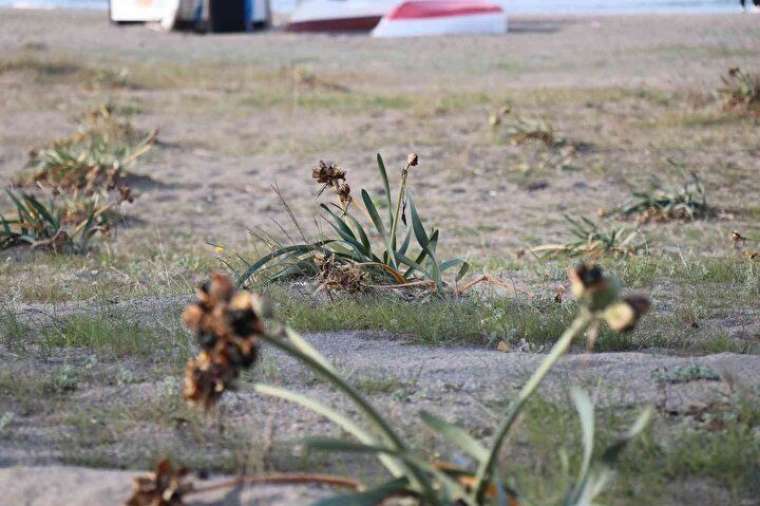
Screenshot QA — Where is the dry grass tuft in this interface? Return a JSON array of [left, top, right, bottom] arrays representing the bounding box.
[[21, 103, 156, 196], [615, 169, 710, 223], [718, 67, 760, 116]]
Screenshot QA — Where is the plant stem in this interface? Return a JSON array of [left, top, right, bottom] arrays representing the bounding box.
[[255, 329, 431, 494], [389, 163, 410, 252], [472, 311, 594, 502], [187, 472, 362, 496]]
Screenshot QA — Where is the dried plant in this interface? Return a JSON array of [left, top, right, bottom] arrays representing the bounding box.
[[126, 459, 193, 506], [616, 169, 710, 223], [730, 230, 760, 260], [20, 103, 156, 195], [170, 269, 651, 505], [718, 67, 760, 116], [315, 252, 367, 293], [182, 273, 266, 409], [0, 190, 125, 253], [490, 105, 562, 148], [238, 153, 468, 294], [530, 215, 645, 259], [312, 160, 352, 212]]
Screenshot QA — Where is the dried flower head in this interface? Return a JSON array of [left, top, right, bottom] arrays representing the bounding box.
[[604, 295, 651, 333], [568, 263, 619, 311], [312, 161, 352, 211], [182, 273, 264, 409], [126, 459, 193, 506], [406, 153, 418, 167], [336, 183, 352, 211], [312, 161, 346, 190]]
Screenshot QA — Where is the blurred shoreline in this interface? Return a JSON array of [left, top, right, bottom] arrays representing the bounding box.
[[0, 0, 747, 16]]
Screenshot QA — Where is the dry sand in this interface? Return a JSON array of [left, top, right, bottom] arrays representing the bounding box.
[[2, 8, 760, 506]]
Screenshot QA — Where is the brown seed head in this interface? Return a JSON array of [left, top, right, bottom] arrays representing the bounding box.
[[406, 153, 418, 167], [604, 295, 651, 333], [336, 183, 352, 210], [182, 273, 264, 410], [312, 161, 346, 186], [125, 458, 192, 506], [568, 263, 619, 311]]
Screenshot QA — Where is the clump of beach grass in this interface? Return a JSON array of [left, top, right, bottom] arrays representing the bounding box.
[[235, 153, 472, 295], [528, 215, 646, 259], [19, 103, 156, 195], [718, 67, 760, 116], [612, 168, 710, 223], [0, 189, 127, 253]]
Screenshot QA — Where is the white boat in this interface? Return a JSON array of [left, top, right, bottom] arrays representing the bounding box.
[[109, 0, 172, 23], [110, 0, 271, 30], [372, 0, 506, 37], [286, 0, 399, 32]]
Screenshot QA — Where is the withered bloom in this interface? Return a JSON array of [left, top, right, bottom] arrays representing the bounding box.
[[336, 183, 352, 212], [312, 161, 346, 192], [126, 459, 193, 506], [568, 263, 605, 298], [604, 295, 651, 333], [568, 263, 619, 311], [312, 161, 352, 211], [182, 273, 264, 409]]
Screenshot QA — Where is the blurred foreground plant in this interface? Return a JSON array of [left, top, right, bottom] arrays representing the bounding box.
[[154, 265, 651, 505]]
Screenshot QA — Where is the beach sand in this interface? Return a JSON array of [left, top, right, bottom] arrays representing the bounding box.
[[1, 9, 759, 254], [1, 8, 760, 506]]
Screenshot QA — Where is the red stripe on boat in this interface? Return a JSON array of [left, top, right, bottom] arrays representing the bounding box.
[[286, 15, 383, 32], [387, 0, 502, 20]]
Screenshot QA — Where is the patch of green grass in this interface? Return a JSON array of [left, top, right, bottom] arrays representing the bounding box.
[[296, 91, 412, 112], [353, 375, 411, 396], [269, 287, 644, 351], [661, 423, 760, 496], [0, 368, 79, 415], [488, 391, 760, 505], [32, 307, 191, 359], [0, 55, 138, 89]]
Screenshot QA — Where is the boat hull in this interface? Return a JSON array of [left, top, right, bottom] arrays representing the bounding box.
[[372, 0, 506, 37], [286, 0, 397, 32], [286, 15, 383, 32]]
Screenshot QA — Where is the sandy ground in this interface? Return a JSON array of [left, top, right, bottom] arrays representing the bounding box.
[[3, 327, 760, 505], [1, 9, 759, 254], [1, 8, 760, 506]]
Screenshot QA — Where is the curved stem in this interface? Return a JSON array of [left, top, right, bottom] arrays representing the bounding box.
[[187, 472, 362, 497], [255, 330, 430, 492], [389, 166, 409, 252], [472, 312, 594, 502]]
